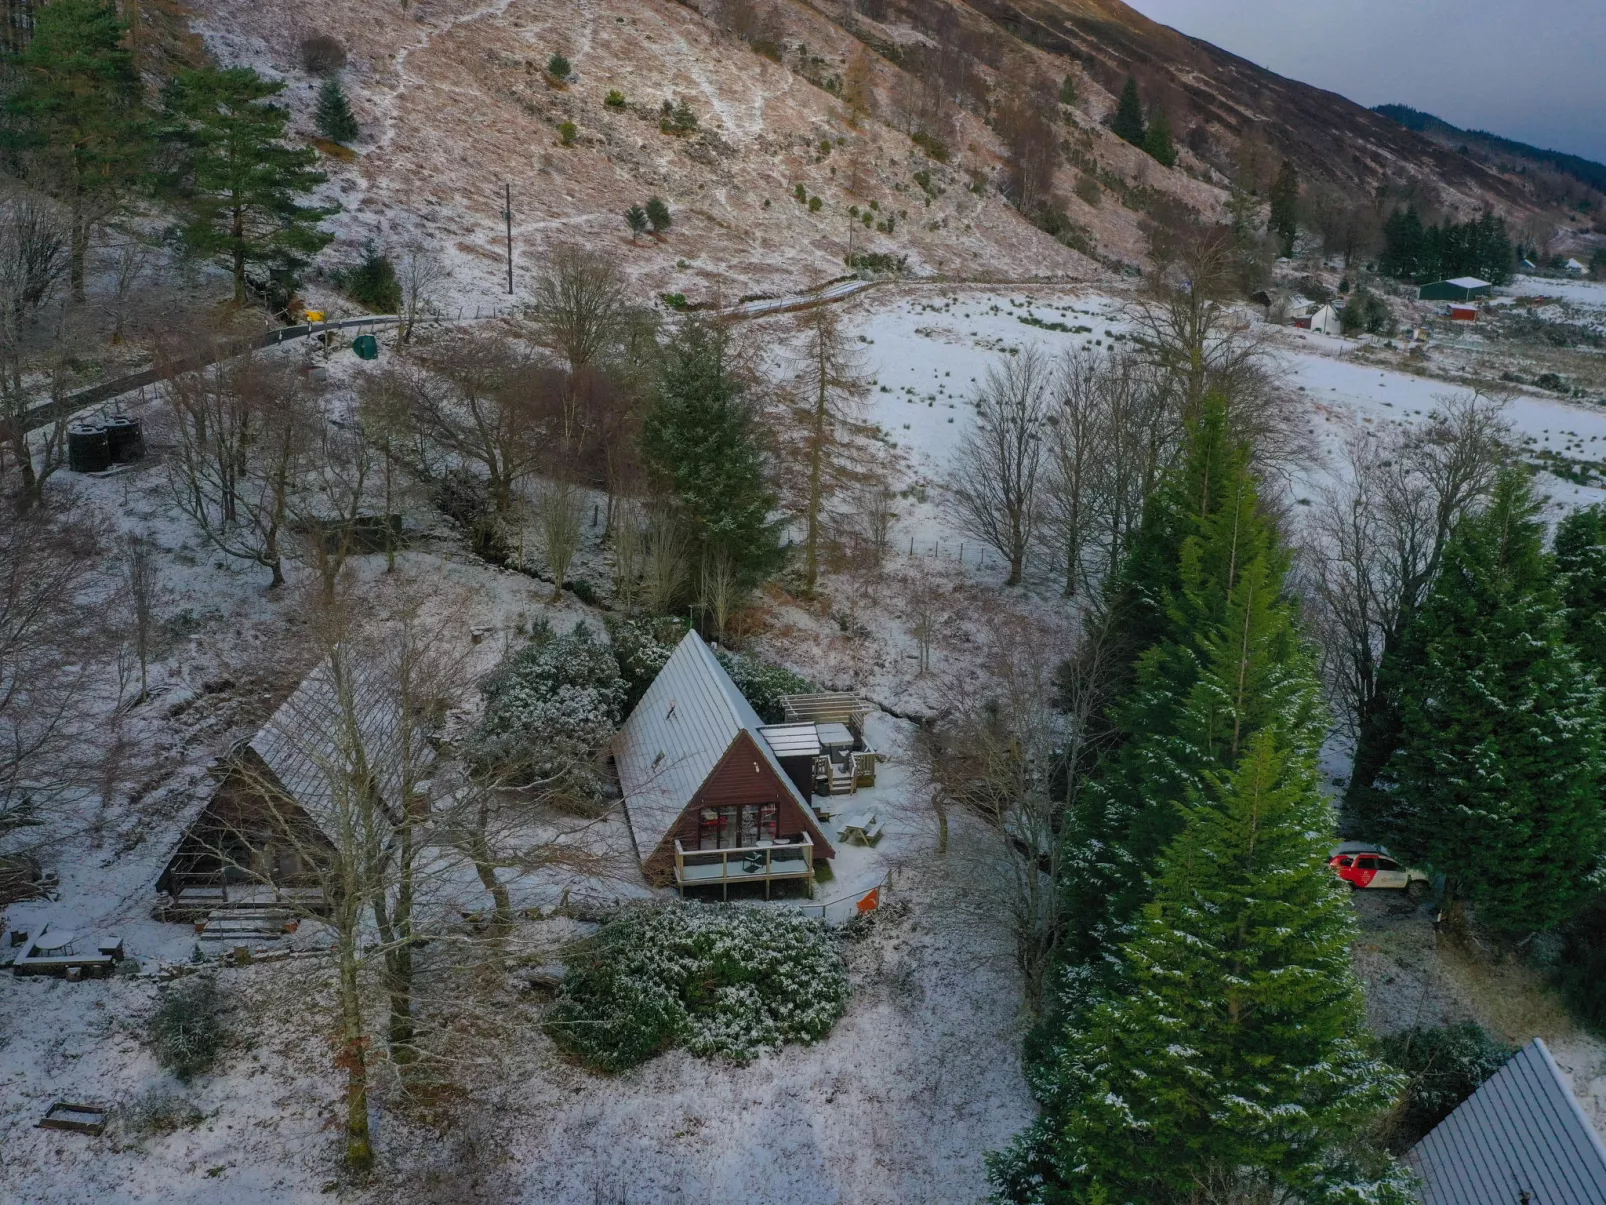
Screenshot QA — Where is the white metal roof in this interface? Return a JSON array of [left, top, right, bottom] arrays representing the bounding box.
[[613, 632, 816, 864], [758, 723, 821, 758], [249, 650, 423, 840], [1445, 276, 1492, 289], [1409, 1038, 1606, 1205]]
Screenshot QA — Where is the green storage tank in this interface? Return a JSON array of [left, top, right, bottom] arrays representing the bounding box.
[[352, 334, 379, 361]]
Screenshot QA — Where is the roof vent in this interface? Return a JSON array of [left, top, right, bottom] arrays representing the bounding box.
[[652, 750, 665, 768]]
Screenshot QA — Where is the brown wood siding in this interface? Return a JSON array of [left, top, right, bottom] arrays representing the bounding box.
[[641, 731, 835, 885]]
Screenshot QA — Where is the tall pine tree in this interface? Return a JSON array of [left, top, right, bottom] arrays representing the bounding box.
[[1062, 399, 1321, 967], [1142, 108, 1176, 167], [994, 733, 1411, 1204], [996, 419, 1406, 1202], [1111, 76, 1146, 147], [314, 77, 359, 145], [1269, 159, 1300, 257], [1381, 473, 1606, 936], [1554, 503, 1606, 671], [162, 67, 337, 306], [640, 319, 785, 590], [2, 0, 154, 301]]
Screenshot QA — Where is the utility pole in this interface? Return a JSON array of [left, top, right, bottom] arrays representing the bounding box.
[[503, 182, 514, 295]]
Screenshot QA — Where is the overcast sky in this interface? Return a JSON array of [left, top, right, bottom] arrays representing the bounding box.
[[1125, 0, 1606, 165]]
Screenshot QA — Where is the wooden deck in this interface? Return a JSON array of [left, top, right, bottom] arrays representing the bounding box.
[[157, 878, 326, 921], [673, 836, 815, 899]]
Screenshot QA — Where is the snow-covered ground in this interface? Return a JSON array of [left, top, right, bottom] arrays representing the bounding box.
[[10, 281, 1606, 1202]]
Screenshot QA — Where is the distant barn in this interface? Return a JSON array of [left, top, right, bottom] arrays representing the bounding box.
[[1419, 277, 1493, 302]]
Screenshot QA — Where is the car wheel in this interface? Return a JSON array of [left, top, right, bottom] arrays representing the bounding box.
[[1405, 879, 1428, 901]]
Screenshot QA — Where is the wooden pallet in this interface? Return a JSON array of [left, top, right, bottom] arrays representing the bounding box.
[[39, 1102, 107, 1135]]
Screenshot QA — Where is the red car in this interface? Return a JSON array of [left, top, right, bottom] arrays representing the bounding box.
[[1329, 845, 1430, 892]]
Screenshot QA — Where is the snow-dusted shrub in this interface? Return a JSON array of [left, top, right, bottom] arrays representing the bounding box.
[[605, 616, 814, 721], [605, 615, 689, 707], [715, 651, 812, 724], [548, 904, 849, 1071], [475, 622, 625, 798], [1379, 1023, 1514, 1148], [119, 1086, 203, 1138], [148, 975, 228, 1082]]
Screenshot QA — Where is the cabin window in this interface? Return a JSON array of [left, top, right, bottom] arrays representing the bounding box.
[[697, 802, 782, 850]]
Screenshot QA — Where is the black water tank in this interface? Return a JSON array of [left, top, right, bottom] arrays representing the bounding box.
[[67, 424, 111, 473], [103, 416, 145, 463]]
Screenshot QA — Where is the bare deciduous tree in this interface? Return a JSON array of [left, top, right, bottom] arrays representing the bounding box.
[[996, 92, 1058, 217], [122, 533, 159, 703], [165, 353, 309, 588], [948, 346, 1051, 586], [0, 191, 70, 503], [397, 242, 448, 344], [1039, 346, 1181, 599], [526, 245, 627, 442], [533, 477, 585, 601], [404, 333, 543, 514], [642, 511, 689, 615], [609, 497, 646, 612], [1130, 226, 1307, 483], [1, 505, 103, 843], [919, 615, 1114, 1007], [1303, 392, 1510, 767]]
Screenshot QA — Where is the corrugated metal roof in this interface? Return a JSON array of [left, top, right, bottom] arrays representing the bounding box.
[[613, 632, 816, 864], [758, 723, 821, 758], [1409, 1038, 1606, 1205], [249, 650, 422, 840]]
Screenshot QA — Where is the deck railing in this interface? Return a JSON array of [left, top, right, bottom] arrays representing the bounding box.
[[673, 835, 815, 895]]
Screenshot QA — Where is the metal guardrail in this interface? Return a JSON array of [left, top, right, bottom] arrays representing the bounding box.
[[4, 315, 402, 440], [800, 872, 891, 925]]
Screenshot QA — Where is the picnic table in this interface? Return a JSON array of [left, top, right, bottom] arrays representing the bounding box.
[[837, 810, 884, 846]]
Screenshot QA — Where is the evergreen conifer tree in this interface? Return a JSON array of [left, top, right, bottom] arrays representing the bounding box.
[[1111, 76, 1146, 147], [1062, 400, 1321, 966], [3, 0, 154, 300], [162, 67, 338, 305], [994, 731, 1411, 1203], [997, 412, 1407, 1200], [645, 196, 672, 235], [314, 76, 359, 144], [624, 204, 648, 241], [1057, 74, 1077, 106], [640, 319, 785, 589], [1141, 108, 1176, 167], [1380, 472, 1606, 935], [1555, 503, 1606, 671], [1269, 159, 1300, 256]]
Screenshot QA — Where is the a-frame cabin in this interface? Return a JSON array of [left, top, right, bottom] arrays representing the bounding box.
[[613, 632, 834, 895]]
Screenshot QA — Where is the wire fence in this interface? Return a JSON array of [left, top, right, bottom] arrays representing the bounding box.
[[906, 537, 992, 569], [799, 872, 891, 925]]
